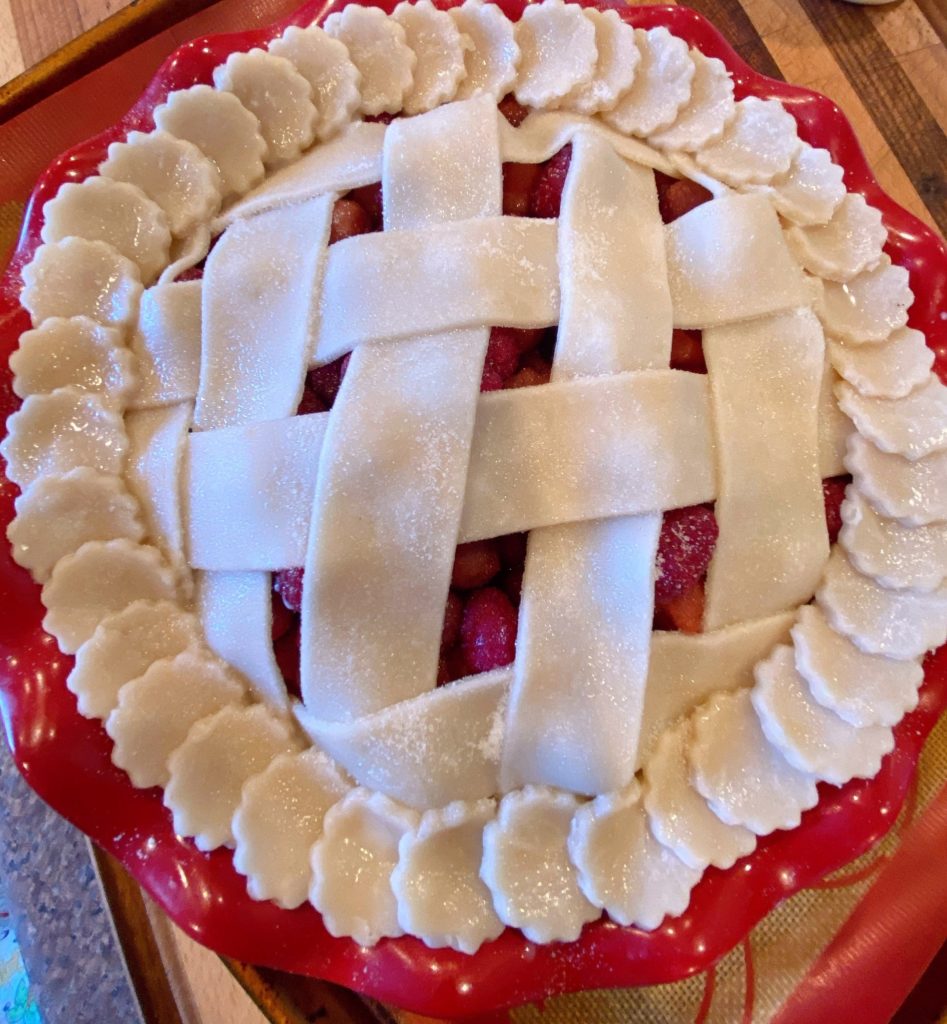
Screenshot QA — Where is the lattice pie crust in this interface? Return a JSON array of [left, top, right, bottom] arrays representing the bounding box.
[[4, 0, 946, 955]]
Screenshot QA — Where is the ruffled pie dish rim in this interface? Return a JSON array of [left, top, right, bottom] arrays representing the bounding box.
[[1, 0, 946, 1017]]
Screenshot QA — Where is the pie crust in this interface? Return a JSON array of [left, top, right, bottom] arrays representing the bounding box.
[[3, 0, 946, 957]]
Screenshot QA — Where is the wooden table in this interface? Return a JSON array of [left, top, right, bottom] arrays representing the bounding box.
[[2, 0, 945, 236], [0, 2, 944, 1023]]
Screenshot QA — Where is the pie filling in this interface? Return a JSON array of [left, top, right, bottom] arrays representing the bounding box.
[[3, 0, 946, 957]]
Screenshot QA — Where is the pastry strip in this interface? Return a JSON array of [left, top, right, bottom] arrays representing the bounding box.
[[502, 133, 671, 796], [703, 308, 829, 629], [300, 96, 502, 721], [186, 372, 717, 570]]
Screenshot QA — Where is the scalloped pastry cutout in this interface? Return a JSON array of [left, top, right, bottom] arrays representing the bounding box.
[[213, 50, 316, 166], [41, 539, 177, 653], [8, 468, 142, 583], [233, 749, 350, 909], [153, 85, 266, 198], [792, 604, 923, 728], [747, 143, 846, 227], [695, 96, 800, 187], [107, 647, 245, 787], [481, 787, 597, 944], [392, 799, 503, 954], [569, 781, 701, 930], [829, 327, 933, 400], [40, 177, 171, 284], [99, 130, 222, 238], [165, 704, 300, 851], [513, 0, 597, 109], [450, 0, 519, 102], [1, 387, 128, 491], [393, 0, 470, 115], [846, 433, 947, 527], [816, 256, 912, 344], [785, 193, 886, 283], [643, 719, 756, 871], [649, 50, 734, 152], [837, 375, 947, 461], [817, 548, 947, 659], [602, 27, 694, 137], [841, 486, 947, 592], [268, 25, 361, 141], [324, 5, 415, 117], [691, 689, 819, 835], [68, 599, 201, 720], [310, 788, 419, 946], [753, 644, 894, 786], [21, 238, 142, 329], [560, 9, 638, 117], [11, 316, 135, 404]]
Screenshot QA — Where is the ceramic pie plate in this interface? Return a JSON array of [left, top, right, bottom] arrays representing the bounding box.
[[1, 0, 946, 1016]]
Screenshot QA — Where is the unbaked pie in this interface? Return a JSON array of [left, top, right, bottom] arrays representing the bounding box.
[[3, 0, 946, 956]]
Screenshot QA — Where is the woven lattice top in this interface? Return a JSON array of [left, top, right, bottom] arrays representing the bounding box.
[[3, 0, 946, 955]]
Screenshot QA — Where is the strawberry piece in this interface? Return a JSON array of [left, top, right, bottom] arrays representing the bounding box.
[[480, 364, 505, 392], [656, 583, 705, 634], [670, 328, 707, 373], [275, 566, 304, 612], [365, 112, 398, 125], [658, 178, 713, 223], [498, 94, 530, 127], [348, 182, 383, 229], [442, 590, 464, 651], [452, 540, 501, 589], [297, 384, 327, 416], [274, 625, 301, 696], [504, 366, 548, 389], [505, 350, 552, 389], [655, 505, 719, 602], [503, 163, 541, 216], [306, 355, 349, 407], [271, 592, 295, 641], [460, 587, 518, 673], [529, 146, 572, 219], [485, 327, 522, 380], [330, 199, 372, 244], [823, 477, 849, 544]]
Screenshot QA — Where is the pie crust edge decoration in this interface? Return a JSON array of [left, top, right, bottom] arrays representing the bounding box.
[[1, 0, 945, 970]]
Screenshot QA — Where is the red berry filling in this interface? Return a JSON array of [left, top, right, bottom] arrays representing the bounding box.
[[656, 174, 713, 223], [529, 146, 572, 219], [348, 182, 384, 228], [503, 163, 541, 216], [655, 505, 719, 605], [274, 566, 304, 613], [670, 329, 706, 374], [329, 198, 373, 244], [452, 540, 502, 589], [823, 476, 850, 544], [498, 94, 530, 127], [460, 587, 518, 674]]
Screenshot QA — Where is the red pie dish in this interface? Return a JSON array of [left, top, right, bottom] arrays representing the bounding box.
[[1, 0, 946, 1017]]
